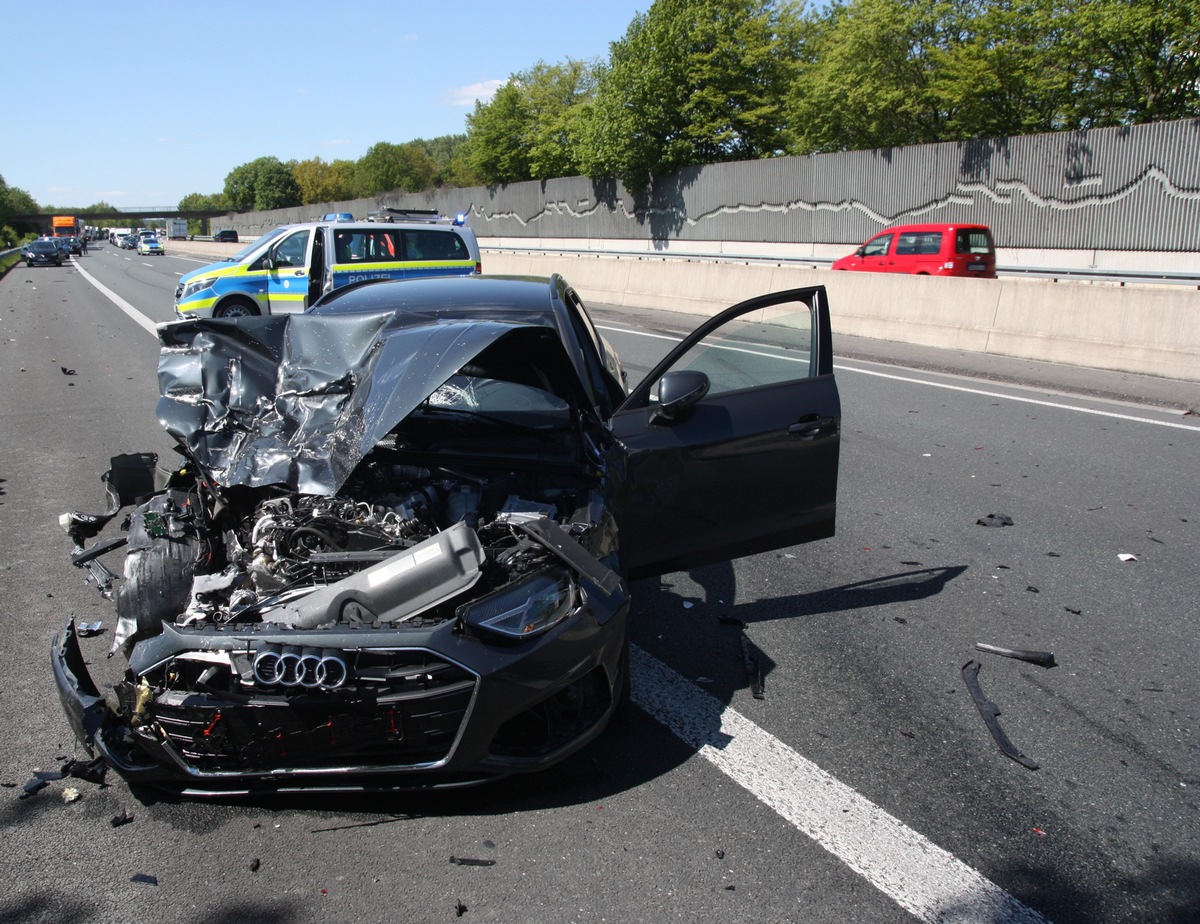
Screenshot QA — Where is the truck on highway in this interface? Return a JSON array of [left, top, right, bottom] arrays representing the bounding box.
[[51, 216, 80, 238], [165, 218, 188, 240]]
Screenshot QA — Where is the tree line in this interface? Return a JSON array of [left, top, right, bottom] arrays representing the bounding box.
[[8, 0, 1196, 230]]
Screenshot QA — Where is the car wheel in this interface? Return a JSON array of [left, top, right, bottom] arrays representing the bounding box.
[[215, 299, 260, 319]]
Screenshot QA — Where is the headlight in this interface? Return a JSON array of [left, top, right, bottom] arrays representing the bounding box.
[[460, 570, 576, 641], [180, 276, 217, 300]]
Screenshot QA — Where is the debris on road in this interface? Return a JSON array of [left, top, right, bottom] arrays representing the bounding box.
[[975, 643, 1056, 668], [111, 809, 134, 828], [62, 787, 81, 803], [976, 513, 1014, 527], [961, 660, 1039, 770], [130, 873, 158, 886], [449, 857, 496, 867], [1117, 553, 1139, 562]]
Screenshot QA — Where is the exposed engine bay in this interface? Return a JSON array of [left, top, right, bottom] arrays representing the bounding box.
[[143, 455, 603, 637]]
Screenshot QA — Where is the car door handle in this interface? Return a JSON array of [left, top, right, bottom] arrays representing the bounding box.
[[788, 416, 837, 440], [293, 270, 305, 276]]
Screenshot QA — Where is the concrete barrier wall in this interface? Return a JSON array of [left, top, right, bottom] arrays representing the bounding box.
[[484, 250, 1200, 382], [165, 239, 1199, 382]]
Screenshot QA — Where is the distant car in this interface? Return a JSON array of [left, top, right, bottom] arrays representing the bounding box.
[[831, 223, 997, 278], [119, 235, 138, 250], [52, 238, 72, 257], [26, 240, 63, 266], [65, 236, 84, 255], [212, 229, 239, 243], [137, 236, 165, 256], [321, 212, 354, 222]]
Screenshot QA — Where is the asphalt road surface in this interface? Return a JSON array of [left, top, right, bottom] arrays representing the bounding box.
[[1, 244, 1196, 924]]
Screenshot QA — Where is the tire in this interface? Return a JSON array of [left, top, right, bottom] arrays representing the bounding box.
[[215, 298, 260, 319]]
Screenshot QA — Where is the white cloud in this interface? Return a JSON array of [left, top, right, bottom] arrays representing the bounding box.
[[445, 79, 505, 107]]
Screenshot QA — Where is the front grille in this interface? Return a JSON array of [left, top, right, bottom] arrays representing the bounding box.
[[151, 649, 476, 773]]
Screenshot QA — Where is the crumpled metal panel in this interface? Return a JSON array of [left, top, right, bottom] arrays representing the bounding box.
[[156, 313, 521, 494]]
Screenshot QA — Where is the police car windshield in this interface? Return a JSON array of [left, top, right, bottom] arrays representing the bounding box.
[[227, 226, 289, 262]]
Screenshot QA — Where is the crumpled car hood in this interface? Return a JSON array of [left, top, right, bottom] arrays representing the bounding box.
[[157, 312, 536, 494]]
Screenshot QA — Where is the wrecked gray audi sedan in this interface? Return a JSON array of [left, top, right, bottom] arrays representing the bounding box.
[[54, 274, 840, 795]]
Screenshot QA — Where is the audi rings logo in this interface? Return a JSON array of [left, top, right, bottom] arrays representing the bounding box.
[[253, 645, 349, 690]]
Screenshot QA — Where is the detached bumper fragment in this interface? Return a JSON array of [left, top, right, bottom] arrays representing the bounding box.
[[51, 619, 107, 753]]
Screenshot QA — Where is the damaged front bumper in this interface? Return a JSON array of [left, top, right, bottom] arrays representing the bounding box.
[[52, 602, 628, 795]]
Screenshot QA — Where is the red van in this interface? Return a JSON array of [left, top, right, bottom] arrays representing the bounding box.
[[831, 223, 996, 278]]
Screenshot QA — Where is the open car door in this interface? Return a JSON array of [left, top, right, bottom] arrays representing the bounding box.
[[607, 287, 840, 580]]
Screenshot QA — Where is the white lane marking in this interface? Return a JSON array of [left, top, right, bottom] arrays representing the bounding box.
[[70, 260, 161, 336], [596, 324, 1200, 432], [142, 262, 154, 267], [632, 646, 1049, 924], [835, 363, 1200, 432]]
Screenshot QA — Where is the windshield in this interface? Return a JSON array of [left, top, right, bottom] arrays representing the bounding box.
[[228, 225, 289, 263], [422, 374, 572, 430]]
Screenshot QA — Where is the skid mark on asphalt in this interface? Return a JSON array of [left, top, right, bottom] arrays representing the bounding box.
[[632, 646, 1049, 924]]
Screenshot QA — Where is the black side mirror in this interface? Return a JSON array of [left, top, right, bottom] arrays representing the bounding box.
[[652, 370, 710, 423]]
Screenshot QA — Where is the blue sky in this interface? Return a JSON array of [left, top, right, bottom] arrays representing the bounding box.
[[5, 1, 648, 209]]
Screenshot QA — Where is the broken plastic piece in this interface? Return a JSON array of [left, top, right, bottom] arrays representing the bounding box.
[[65, 757, 107, 785], [1117, 553, 1138, 562], [20, 778, 49, 798], [111, 809, 134, 828], [962, 660, 1038, 770], [77, 621, 104, 637], [975, 643, 1056, 668], [976, 514, 1014, 527], [250, 858, 261, 872], [130, 873, 158, 886], [740, 633, 765, 700], [62, 787, 81, 803]]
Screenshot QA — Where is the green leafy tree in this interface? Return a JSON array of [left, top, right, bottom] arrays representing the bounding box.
[[927, 1, 1082, 139], [462, 83, 533, 184], [179, 192, 228, 235], [0, 175, 40, 241], [353, 142, 438, 196], [223, 157, 300, 212], [582, 0, 802, 193], [414, 135, 481, 187], [292, 157, 356, 205], [1073, 0, 1200, 125], [784, 0, 962, 153]]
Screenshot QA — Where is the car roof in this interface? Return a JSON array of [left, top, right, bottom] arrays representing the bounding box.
[[310, 274, 560, 325], [876, 223, 992, 233]]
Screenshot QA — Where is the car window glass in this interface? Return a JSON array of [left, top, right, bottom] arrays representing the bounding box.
[[896, 231, 941, 255], [956, 229, 993, 254], [272, 230, 310, 267], [332, 230, 399, 263], [863, 234, 892, 257], [651, 303, 817, 400], [403, 230, 467, 262]]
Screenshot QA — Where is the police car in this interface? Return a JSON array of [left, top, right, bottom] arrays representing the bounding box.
[[174, 212, 481, 319]]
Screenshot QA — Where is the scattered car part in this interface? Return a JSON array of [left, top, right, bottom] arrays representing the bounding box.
[[961, 660, 1038, 770], [975, 643, 1056, 668], [976, 514, 1014, 527]]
